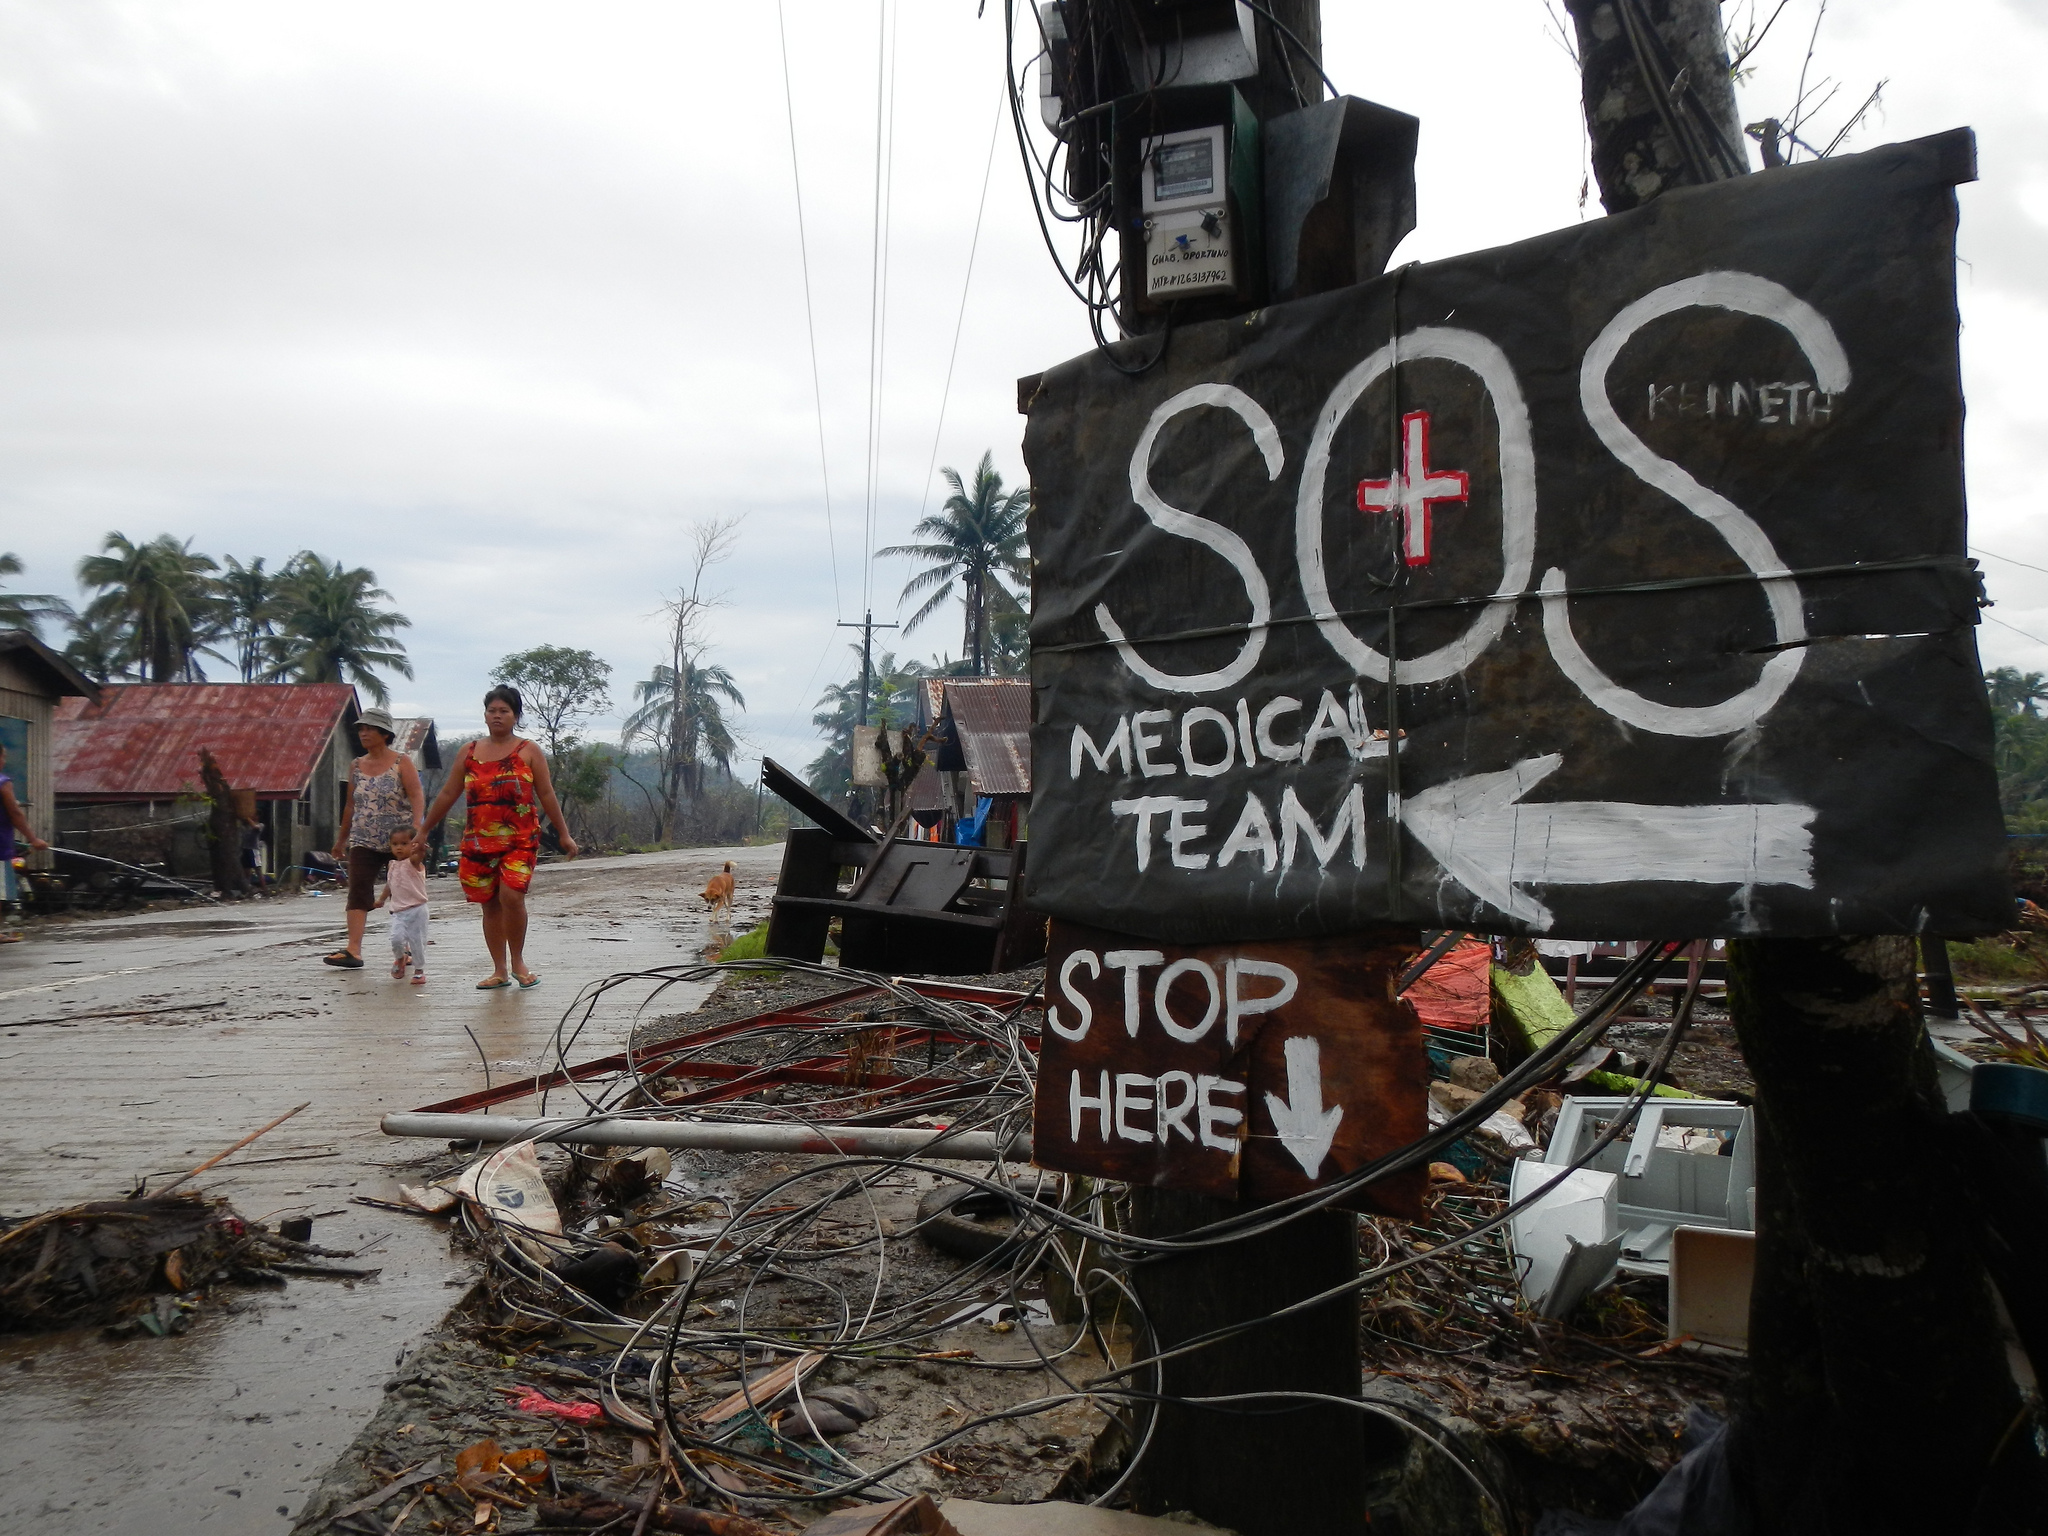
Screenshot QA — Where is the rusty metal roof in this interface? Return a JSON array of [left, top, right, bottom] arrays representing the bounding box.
[[390, 716, 442, 771], [940, 680, 1031, 797], [54, 683, 360, 801]]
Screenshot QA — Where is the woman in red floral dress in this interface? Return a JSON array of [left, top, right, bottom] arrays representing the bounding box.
[[423, 685, 578, 988]]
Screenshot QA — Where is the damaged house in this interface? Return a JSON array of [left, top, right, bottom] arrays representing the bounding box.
[[911, 677, 1031, 847], [54, 682, 363, 882]]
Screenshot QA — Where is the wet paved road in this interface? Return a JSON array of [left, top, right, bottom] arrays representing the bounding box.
[[0, 843, 781, 1535]]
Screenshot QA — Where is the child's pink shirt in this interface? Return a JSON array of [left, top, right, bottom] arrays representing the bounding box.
[[385, 857, 429, 911]]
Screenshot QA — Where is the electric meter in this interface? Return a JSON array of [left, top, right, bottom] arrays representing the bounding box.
[[1140, 123, 1235, 300]]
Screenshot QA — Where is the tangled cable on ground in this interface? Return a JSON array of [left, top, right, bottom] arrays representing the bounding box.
[[442, 944, 1696, 1524]]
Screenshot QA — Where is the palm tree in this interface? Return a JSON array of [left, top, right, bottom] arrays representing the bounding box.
[[62, 610, 133, 683], [268, 553, 413, 705], [76, 533, 221, 682], [879, 451, 1030, 676], [807, 646, 920, 806], [0, 553, 74, 640], [216, 555, 286, 682], [621, 657, 744, 840], [1987, 667, 2048, 719]]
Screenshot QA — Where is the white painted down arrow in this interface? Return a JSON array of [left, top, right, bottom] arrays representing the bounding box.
[[1402, 753, 1816, 930], [1264, 1036, 1344, 1179]]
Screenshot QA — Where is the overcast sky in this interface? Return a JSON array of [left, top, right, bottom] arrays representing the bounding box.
[[1, 1, 2042, 773]]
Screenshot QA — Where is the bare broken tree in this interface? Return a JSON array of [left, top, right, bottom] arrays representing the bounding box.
[[1562, 2, 2043, 1526], [621, 517, 744, 845], [197, 748, 247, 899]]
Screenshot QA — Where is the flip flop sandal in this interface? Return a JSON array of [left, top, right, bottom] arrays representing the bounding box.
[[476, 976, 512, 990], [515, 972, 541, 989], [410, 973, 427, 986], [323, 950, 365, 969]]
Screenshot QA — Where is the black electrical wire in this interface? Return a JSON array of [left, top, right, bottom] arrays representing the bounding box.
[[438, 941, 1698, 1515], [1235, 0, 1340, 103]]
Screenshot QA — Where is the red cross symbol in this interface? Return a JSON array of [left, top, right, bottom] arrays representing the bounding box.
[[1356, 410, 1470, 568]]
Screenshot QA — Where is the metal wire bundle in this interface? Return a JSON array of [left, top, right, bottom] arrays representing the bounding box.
[[440, 944, 1700, 1523]]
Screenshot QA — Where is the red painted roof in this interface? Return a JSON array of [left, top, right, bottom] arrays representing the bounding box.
[[54, 683, 360, 801]]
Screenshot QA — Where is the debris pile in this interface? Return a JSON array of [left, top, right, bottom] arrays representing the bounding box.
[[0, 1191, 377, 1336], [304, 962, 1153, 1532], [310, 940, 1779, 1530]]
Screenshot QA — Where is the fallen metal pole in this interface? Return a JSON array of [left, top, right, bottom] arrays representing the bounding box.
[[380, 1113, 1031, 1162]]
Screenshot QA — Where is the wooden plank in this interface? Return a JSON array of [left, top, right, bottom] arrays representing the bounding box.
[[1033, 922, 1425, 1216], [761, 758, 874, 845]]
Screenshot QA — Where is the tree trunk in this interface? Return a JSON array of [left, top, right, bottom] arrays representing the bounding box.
[[1563, 4, 2046, 1525], [198, 749, 248, 899], [1563, 0, 1747, 212], [1725, 937, 2039, 1529]]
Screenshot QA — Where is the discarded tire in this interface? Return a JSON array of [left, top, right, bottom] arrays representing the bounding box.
[[913, 1176, 1053, 1261]]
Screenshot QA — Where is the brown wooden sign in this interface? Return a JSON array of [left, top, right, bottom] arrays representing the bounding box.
[[1032, 921, 1427, 1216]]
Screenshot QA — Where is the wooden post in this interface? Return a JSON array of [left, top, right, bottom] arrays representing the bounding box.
[[1125, 1190, 1392, 1535]]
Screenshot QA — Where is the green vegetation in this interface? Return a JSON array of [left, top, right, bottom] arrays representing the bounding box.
[[716, 922, 768, 963], [1989, 667, 2048, 834], [496, 645, 613, 762], [1947, 936, 2046, 984], [807, 644, 926, 806], [268, 555, 413, 704], [716, 922, 769, 966], [13, 533, 415, 701], [879, 450, 1030, 678], [0, 552, 73, 638]]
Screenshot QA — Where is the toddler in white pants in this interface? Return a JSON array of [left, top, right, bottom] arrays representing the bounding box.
[[376, 826, 430, 985]]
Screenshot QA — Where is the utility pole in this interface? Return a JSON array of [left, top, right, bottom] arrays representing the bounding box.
[[1035, 6, 1405, 1533], [838, 610, 899, 728], [1561, 3, 2041, 1525], [838, 610, 897, 818]]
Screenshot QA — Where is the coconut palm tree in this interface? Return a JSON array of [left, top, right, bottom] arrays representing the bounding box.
[[76, 533, 221, 682], [621, 656, 744, 841], [806, 646, 921, 806], [216, 555, 287, 683], [62, 609, 132, 683], [267, 553, 412, 705], [1986, 667, 2048, 719], [879, 451, 1029, 677], [0, 553, 73, 640]]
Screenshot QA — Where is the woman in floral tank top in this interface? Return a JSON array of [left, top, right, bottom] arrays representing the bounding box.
[[423, 684, 578, 989], [323, 706, 424, 969]]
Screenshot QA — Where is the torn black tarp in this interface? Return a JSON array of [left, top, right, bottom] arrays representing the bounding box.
[[1022, 129, 2006, 943]]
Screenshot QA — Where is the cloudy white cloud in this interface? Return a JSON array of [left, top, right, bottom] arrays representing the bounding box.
[[0, 0, 2041, 770]]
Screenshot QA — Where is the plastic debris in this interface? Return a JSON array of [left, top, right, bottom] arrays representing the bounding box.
[[447, 1141, 563, 1237], [1508, 1161, 1622, 1318], [501, 1385, 604, 1424]]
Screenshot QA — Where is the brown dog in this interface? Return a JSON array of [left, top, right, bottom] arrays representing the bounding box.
[[701, 861, 735, 921]]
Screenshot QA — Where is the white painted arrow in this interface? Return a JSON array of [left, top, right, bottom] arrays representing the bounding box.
[[1403, 753, 1816, 930], [1264, 1036, 1344, 1179]]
